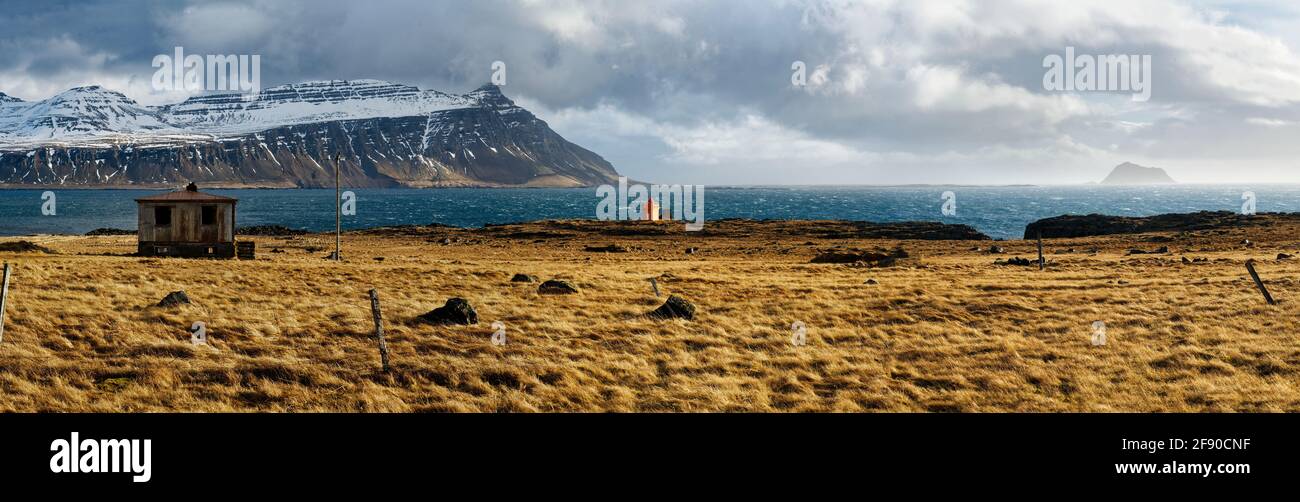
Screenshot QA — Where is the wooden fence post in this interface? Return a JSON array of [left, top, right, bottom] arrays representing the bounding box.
[[0, 263, 11, 344], [1036, 232, 1045, 271], [1245, 259, 1277, 305], [368, 289, 391, 372]]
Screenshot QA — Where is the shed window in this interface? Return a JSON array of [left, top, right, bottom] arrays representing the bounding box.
[[155, 206, 172, 226], [202, 206, 217, 226]]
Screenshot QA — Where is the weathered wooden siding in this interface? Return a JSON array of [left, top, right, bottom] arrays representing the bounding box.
[[137, 202, 234, 243]]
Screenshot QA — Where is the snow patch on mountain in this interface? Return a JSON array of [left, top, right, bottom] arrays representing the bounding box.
[[0, 80, 520, 148]]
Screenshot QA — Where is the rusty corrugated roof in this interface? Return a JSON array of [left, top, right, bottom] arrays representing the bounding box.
[[135, 190, 237, 203]]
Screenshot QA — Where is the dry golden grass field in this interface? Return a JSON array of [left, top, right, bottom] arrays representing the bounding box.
[[2, 219, 1299, 412]]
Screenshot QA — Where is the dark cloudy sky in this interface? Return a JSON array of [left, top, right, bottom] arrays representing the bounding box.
[[2, 0, 1299, 184]]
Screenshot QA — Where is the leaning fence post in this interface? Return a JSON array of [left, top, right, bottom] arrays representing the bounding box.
[[1245, 259, 1277, 305], [368, 289, 391, 372], [0, 262, 11, 344]]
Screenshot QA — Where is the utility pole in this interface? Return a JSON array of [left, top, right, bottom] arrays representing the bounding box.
[[335, 153, 342, 262]]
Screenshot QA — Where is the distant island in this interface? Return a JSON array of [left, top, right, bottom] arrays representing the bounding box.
[[1100, 162, 1176, 185]]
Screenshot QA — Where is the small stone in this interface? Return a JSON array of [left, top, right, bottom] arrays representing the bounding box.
[[865, 279, 879, 285], [988, 246, 1005, 254], [511, 273, 538, 283]]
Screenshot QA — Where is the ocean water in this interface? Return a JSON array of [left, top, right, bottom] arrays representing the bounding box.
[[2, 185, 1298, 240]]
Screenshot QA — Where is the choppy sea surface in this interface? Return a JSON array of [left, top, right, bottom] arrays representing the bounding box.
[[2, 185, 1297, 240]]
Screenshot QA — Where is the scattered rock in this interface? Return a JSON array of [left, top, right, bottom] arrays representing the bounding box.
[[157, 291, 191, 307], [811, 247, 908, 266], [373, 257, 385, 261], [441, 238, 452, 245], [85, 228, 135, 236], [997, 257, 1035, 266], [511, 273, 538, 283], [988, 246, 1005, 254], [865, 279, 879, 285], [1181, 256, 1192, 264], [1118, 280, 1130, 285], [1279, 253, 1294, 260], [417, 298, 479, 325], [969, 246, 982, 252], [1243, 239, 1255, 248], [685, 247, 699, 254], [584, 244, 629, 253], [237, 225, 308, 236], [1127, 246, 1169, 255], [324, 252, 342, 260], [648, 294, 696, 320], [538, 279, 580, 295], [0, 240, 56, 254], [271, 248, 285, 254]]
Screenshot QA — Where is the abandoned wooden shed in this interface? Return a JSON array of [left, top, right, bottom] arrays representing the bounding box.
[[135, 183, 250, 259]]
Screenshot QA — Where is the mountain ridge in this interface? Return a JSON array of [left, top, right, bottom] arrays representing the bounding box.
[[0, 80, 620, 188]]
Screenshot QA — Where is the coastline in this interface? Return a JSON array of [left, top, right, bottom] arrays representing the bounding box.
[[6, 211, 1296, 242]]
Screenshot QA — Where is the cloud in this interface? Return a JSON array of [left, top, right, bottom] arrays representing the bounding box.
[[1, 0, 1300, 183]]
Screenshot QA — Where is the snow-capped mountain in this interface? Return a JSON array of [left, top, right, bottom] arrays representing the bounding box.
[[0, 86, 182, 141], [0, 80, 620, 187], [159, 80, 476, 135]]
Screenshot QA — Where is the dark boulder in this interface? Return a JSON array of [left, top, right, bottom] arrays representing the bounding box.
[[539, 279, 580, 295], [157, 291, 191, 307], [511, 274, 538, 283], [418, 298, 478, 325], [648, 295, 696, 320]]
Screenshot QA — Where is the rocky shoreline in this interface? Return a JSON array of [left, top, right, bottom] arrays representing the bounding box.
[[32, 212, 1300, 242], [1023, 211, 1300, 239]]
